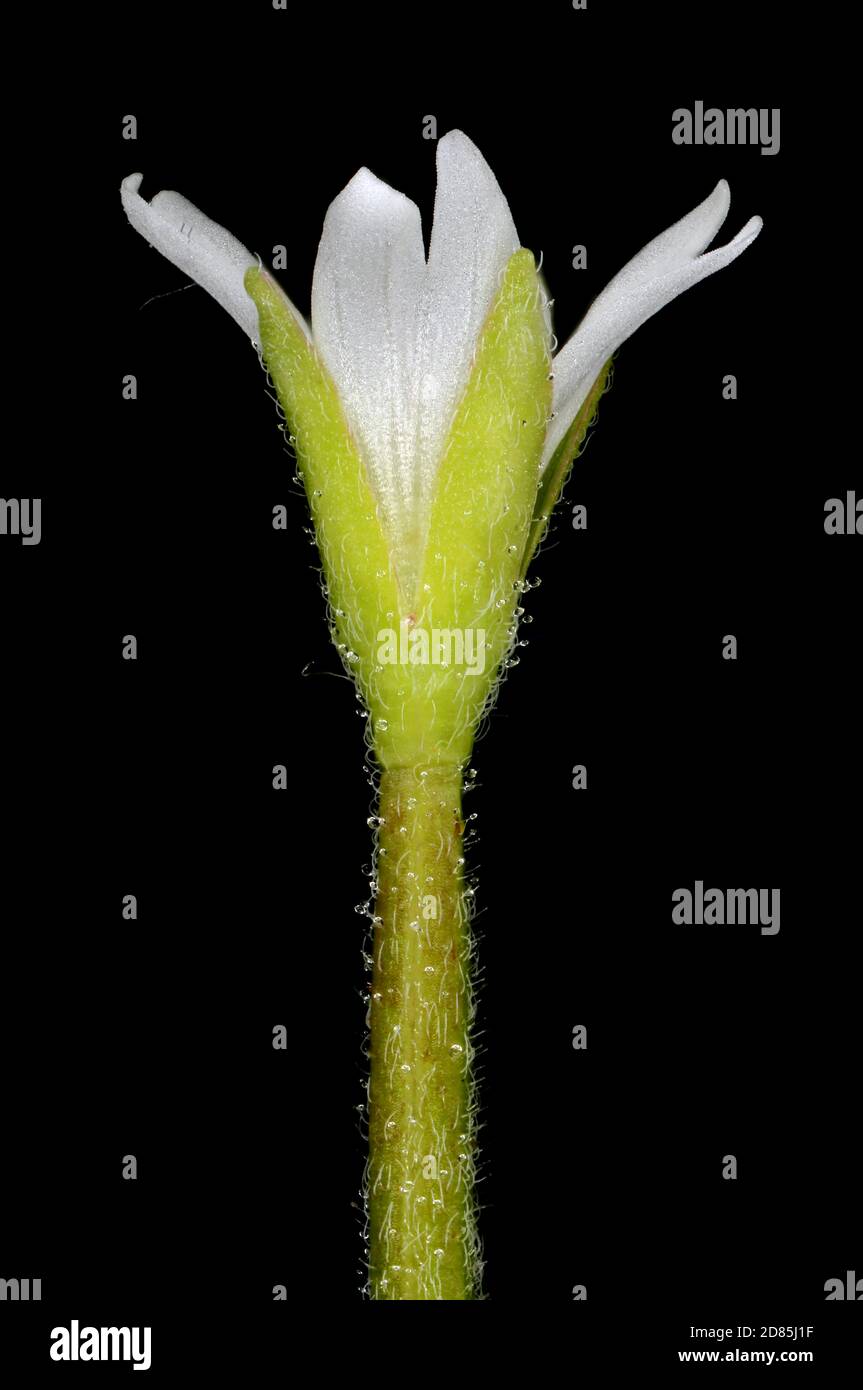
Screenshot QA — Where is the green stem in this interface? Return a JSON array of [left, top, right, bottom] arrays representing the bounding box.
[[367, 764, 478, 1300]]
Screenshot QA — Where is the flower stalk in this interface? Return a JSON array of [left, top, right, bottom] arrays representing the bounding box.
[[367, 764, 476, 1300]]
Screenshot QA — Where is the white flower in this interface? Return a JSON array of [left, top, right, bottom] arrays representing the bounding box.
[[122, 131, 761, 557]]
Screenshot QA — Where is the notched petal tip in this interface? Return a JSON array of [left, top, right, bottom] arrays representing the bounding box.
[[542, 181, 764, 475], [635, 177, 732, 274], [691, 210, 763, 275]]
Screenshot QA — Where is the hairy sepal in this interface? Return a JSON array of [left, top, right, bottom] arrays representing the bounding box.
[[246, 252, 550, 769], [520, 356, 613, 579]]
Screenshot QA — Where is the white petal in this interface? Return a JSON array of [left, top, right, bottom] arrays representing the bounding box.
[[309, 133, 522, 594], [415, 131, 520, 497], [542, 181, 762, 472], [311, 167, 426, 571], [121, 174, 305, 344]]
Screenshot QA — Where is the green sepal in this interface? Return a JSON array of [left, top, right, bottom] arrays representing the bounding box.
[[379, 248, 551, 768], [244, 264, 401, 686], [245, 251, 551, 770], [520, 355, 614, 579]]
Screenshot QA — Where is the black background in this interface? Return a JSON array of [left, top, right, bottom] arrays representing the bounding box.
[[2, 7, 859, 1377]]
